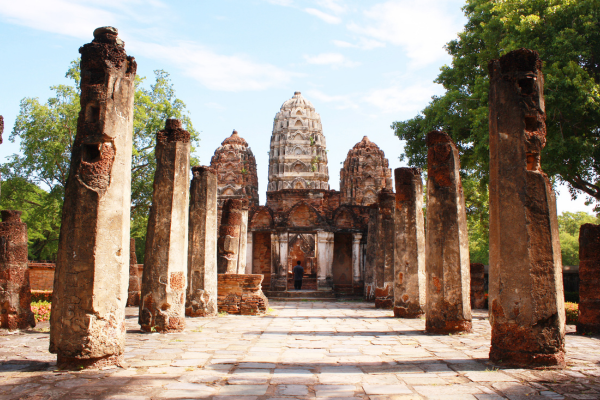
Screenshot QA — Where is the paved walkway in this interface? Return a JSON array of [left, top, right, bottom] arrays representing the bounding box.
[[1, 301, 600, 400]]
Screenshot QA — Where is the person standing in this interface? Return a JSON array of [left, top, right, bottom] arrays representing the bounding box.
[[293, 261, 304, 290]]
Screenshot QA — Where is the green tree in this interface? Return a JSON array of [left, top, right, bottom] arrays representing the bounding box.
[[557, 211, 599, 265], [393, 0, 600, 205], [3, 61, 199, 261]]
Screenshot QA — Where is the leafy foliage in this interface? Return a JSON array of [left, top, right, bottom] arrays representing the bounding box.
[[565, 302, 579, 325], [557, 211, 599, 266], [3, 61, 199, 261], [393, 0, 600, 206]]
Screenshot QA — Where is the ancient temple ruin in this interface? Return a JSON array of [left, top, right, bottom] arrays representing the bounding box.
[[50, 26, 136, 368], [578, 223, 600, 334], [488, 49, 565, 367]]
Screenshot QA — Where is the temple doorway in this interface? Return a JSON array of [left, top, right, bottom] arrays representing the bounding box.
[[332, 233, 353, 291], [287, 233, 316, 290]]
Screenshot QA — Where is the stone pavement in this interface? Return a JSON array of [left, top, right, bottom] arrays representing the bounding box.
[[1, 301, 600, 400]]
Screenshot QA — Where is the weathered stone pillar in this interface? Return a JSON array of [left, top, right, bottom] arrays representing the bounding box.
[[317, 231, 334, 290], [393, 168, 426, 318], [270, 233, 283, 291], [577, 224, 600, 334], [470, 263, 486, 309], [237, 201, 249, 274], [139, 119, 190, 333], [50, 27, 136, 368], [375, 189, 395, 309], [127, 238, 140, 306], [186, 166, 218, 317], [0, 210, 35, 330], [217, 199, 243, 274], [488, 49, 565, 367], [352, 233, 363, 284], [425, 131, 472, 333], [364, 206, 378, 300], [245, 232, 253, 274]]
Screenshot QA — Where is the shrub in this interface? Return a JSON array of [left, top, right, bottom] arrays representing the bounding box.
[[565, 302, 578, 325], [31, 290, 52, 303], [31, 301, 51, 323]]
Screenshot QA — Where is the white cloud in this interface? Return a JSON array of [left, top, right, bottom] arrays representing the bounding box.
[[365, 83, 443, 114], [317, 0, 347, 14], [304, 8, 341, 24], [305, 89, 358, 110], [348, 0, 464, 66], [265, 0, 294, 6], [332, 38, 384, 50], [303, 52, 359, 68], [132, 40, 299, 92]]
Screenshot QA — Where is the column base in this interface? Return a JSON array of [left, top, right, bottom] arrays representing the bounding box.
[[57, 354, 124, 370], [317, 277, 333, 291], [375, 299, 393, 309], [489, 347, 566, 369], [394, 306, 424, 318], [426, 319, 472, 334]]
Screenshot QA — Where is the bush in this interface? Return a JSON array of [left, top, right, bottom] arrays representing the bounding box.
[[564, 291, 579, 303], [565, 302, 578, 325], [31, 301, 51, 323], [31, 290, 52, 303]]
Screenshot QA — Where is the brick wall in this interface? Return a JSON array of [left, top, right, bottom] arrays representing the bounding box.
[[28, 263, 55, 291], [217, 274, 268, 315]]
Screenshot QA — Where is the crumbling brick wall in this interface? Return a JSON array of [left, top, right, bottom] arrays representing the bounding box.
[[578, 224, 600, 334], [217, 274, 268, 315]]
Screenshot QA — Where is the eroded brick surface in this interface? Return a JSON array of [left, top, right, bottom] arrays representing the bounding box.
[[126, 238, 140, 307], [425, 131, 472, 334], [49, 26, 136, 369], [488, 49, 565, 368], [0, 211, 35, 330], [217, 274, 268, 315], [470, 263, 486, 310], [578, 223, 600, 334], [139, 119, 190, 333]]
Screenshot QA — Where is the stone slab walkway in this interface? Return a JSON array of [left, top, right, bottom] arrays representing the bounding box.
[[1, 301, 600, 400]]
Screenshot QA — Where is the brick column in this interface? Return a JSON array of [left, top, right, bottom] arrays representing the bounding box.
[[425, 131, 472, 333], [0, 210, 35, 330], [139, 119, 191, 333], [186, 166, 218, 317], [374, 189, 395, 309], [126, 238, 140, 306], [393, 168, 426, 318], [50, 26, 136, 369], [237, 201, 249, 274], [217, 199, 243, 274], [470, 263, 486, 309], [364, 206, 378, 300], [317, 231, 334, 290], [352, 233, 363, 284], [488, 49, 565, 367], [578, 224, 600, 334], [245, 232, 253, 274]]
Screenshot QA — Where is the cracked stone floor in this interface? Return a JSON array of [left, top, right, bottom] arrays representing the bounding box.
[[1, 301, 600, 400]]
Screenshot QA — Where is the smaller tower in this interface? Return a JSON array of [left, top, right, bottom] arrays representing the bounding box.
[[210, 130, 259, 206], [340, 136, 392, 206]]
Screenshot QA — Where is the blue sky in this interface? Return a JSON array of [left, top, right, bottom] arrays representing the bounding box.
[[0, 0, 593, 212]]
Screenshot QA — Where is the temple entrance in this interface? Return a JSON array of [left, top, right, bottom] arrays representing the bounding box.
[[252, 232, 271, 288], [332, 233, 353, 293], [287, 233, 316, 290]]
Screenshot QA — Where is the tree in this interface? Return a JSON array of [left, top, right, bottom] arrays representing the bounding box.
[[3, 61, 199, 260], [557, 211, 599, 265], [393, 0, 600, 206]]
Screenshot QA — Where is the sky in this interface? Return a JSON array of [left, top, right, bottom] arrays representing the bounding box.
[[0, 0, 594, 213]]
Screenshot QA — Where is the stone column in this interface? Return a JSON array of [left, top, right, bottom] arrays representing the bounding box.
[[393, 168, 426, 318], [489, 49, 565, 367], [270, 233, 285, 291], [364, 206, 379, 300], [470, 263, 486, 309], [126, 238, 140, 306], [50, 27, 136, 369], [186, 166, 218, 317], [0, 210, 35, 330], [317, 231, 334, 290], [139, 119, 190, 333], [217, 199, 243, 274], [425, 131, 472, 333], [245, 232, 253, 274], [578, 224, 600, 334], [352, 233, 363, 284], [375, 189, 395, 309], [237, 201, 249, 274]]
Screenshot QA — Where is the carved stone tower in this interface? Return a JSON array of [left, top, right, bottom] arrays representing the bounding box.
[[267, 91, 329, 191], [340, 136, 392, 205]]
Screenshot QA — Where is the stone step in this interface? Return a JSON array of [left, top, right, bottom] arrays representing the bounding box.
[[268, 297, 339, 302], [264, 290, 336, 299]]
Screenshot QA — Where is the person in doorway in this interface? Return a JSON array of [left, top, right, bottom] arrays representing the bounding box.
[[293, 260, 304, 290]]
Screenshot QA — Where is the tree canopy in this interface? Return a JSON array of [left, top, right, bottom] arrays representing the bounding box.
[[2, 61, 199, 260], [393, 0, 600, 205]]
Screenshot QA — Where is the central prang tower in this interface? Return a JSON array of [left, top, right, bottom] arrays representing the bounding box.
[[267, 91, 329, 191]]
